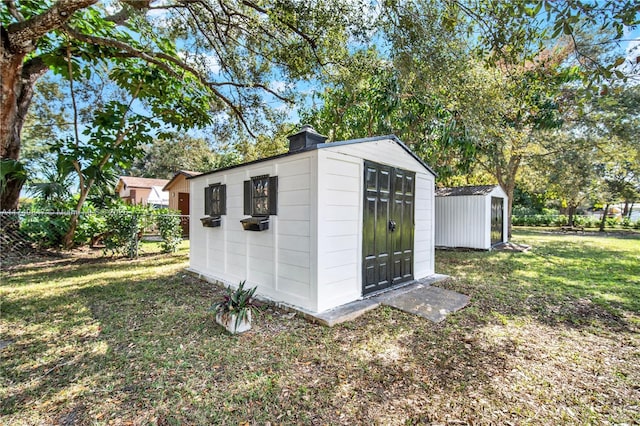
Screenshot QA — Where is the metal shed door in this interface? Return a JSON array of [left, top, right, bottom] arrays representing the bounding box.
[[178, 192, 190, 236], [363, 161, 415, 295], [491, 196, 503, 246]]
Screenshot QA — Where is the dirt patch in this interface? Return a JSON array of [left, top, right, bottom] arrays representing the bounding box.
[[493, 241, 531, 252]]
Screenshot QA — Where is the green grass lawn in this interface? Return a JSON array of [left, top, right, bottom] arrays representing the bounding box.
[[1, 232, 639, 425]]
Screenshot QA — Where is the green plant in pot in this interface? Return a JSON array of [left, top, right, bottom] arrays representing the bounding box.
[[210, 280, 257, 334]]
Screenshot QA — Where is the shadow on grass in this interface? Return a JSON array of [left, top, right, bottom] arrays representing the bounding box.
[[0, 258, 221, 416], [1, 254, 187, 289]]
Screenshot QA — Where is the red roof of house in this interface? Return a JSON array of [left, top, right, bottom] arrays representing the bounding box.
[[117, 176, 170, 192]]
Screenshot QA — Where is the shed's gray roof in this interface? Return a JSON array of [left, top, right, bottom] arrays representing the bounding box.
[[189, 135, 436, 179], [435, 185, 499, 197]]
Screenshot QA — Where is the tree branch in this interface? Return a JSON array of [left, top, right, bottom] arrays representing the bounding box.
[[241, 0, 317, 49], [6, 0, 26, 22], [62, 24, 276, 137], [14, 56, 51, 141], [5, 0, 98, 54], [65, 40, 85, 194]]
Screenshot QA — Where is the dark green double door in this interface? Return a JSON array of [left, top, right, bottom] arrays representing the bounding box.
[[363, 160, 415, 295], [490, 197, 504, 246]]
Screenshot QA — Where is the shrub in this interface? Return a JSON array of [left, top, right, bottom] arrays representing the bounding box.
[[584, 217, 598, 228], [621, 217, 631, 229], [573, 215, 587, 226], [605, 217, 620, 229], [512, 215, 524, 226], [103, 205, 151, 258], [20, 211, 69, 248], [527, 214, 556, 226], [155, 209, 183, 253], [74, 210, 108, 246], [552, 215, 567, 227], [634, 220, 640, 230], [512, 206, 538, 217]]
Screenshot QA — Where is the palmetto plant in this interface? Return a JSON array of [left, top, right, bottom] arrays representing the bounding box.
[[27, 157, 74, 207], [210, 281, 257, 329]]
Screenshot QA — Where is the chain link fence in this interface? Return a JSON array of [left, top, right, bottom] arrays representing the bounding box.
[[0, 210, 190, 265]]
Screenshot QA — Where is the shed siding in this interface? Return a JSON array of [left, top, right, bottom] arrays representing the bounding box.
[[189, 153, 317, 312], [189, 182, 208, 270], [435, 185, 508, 250], [119, 187, 151, 205], [414, 174, 435, 278], [435, 195, 486, 249], [316, 151, 362, 312]]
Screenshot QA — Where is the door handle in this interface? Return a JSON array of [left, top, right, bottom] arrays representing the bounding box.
[[388, 220, 397, 232]]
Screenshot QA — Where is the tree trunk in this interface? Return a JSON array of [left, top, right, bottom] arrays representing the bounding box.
[[567, 204, 575, 227], [629, 203, 634, 219], [63, 212, 80, 249], [501, 154, 521, 239], [599, 204, 609, 232], [62, 183, 92, 249], [1, 45, 26, 211], [506, 188, 514, 238], [1, 52, 48, 210], [498, 179, 516, 239], [623, 201, 629, 217]]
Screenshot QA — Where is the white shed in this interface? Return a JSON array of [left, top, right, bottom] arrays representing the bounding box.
[[435, 185, 508, 250], [188, 126, 437, 314]]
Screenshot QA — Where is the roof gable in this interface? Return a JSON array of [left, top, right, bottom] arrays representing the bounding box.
[[163, 170, 202, 191], [190, 135, 436, 180]]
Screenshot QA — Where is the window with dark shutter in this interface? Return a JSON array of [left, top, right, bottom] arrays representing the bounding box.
[[204, 183, 226, 217], [243, 175, 278, 217], [202, 183, 226, 227]]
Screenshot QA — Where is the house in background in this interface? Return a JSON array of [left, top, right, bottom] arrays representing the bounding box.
[[116, 176, 169, 208], [163, 170, 202, 236], [435, 185, 508, 250], [188, 126, 437, 315]]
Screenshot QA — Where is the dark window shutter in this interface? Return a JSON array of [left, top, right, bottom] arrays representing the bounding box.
[[204, 186, 212, 216], [243, 180, 251, 215], [219, 184, 227, 215], [268, 176, 278, 215]]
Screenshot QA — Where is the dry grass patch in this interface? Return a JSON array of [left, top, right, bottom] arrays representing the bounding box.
[[1, 233, 639, 424]]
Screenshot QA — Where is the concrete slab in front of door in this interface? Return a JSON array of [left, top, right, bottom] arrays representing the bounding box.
[[309, 274, 467, 326], [311, 298, 382, 327], [376, 277, 470, 323]]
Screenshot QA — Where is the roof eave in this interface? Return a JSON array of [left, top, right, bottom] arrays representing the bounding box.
[[189, 134, 437, 180]]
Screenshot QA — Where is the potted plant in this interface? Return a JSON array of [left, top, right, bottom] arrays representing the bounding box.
[[210, 280, 257, 334]]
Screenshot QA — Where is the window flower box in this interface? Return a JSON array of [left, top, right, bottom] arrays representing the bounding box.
[[201, 216, 221, 227], [240, 216, 269, 231]]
